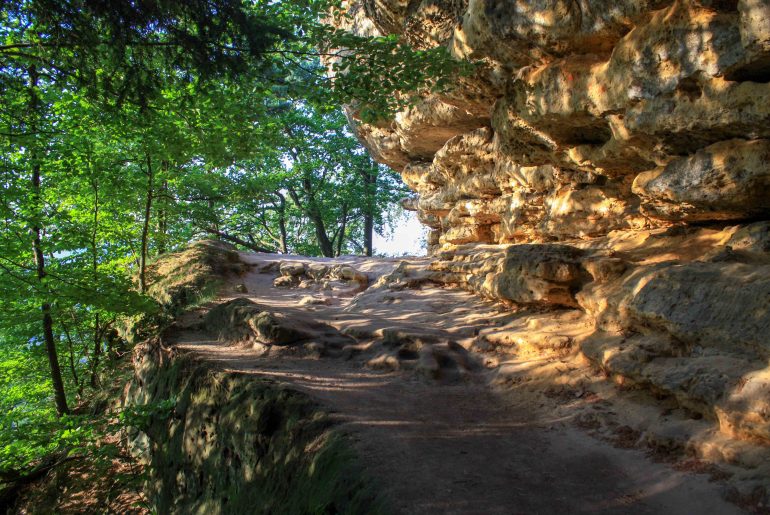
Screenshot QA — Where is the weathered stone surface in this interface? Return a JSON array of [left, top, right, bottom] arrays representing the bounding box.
[[430, 243, 586, 307], [450, 0, 655, 67], [624, 262, 770, 356], [203, 297, 357, 347], [440, 223, 494, 245], [493, 244, 586, 307], [340, 0, 770, 246], [584, 257, 627, 284], [203, 298, 311, 344], [394, 96, 489, 159], [307, 263, 330, 280], [730, 0, 770, 80], [582, 333, 770, 443], [332, 264, 370, 288], [338, 0, 770, 460], [633, 139, 770, 222], [623, 77, 770, 153], [727, 221, 770, 253], [279, 261, 307, 277], [273, 275, 299, 288]]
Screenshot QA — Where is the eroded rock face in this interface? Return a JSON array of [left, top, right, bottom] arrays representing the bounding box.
[[204, 298, 314, 345], [633, 139, 770, 221], [429, 244, 586, 306], [341, 0, 770, 249], [339, 0, 770, 476]]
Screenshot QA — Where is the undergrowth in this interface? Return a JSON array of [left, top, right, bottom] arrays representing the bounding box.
[[2, 240, 241, 513]]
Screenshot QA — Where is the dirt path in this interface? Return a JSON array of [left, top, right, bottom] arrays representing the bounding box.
[[170, 253, 746, 514]]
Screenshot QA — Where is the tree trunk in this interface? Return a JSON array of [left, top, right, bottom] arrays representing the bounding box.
[[90, 179, 101, 388], [301, 176, 334, 257], [363, 164, 378, 257], [139, 153, 153, 293], [208, 195, 220, 239], [157, 170, 169, 254], [90, 313, 101, 388], [29, 65, 69, 416], [335, 203, 348, 257], [275, 191, 288, 254], [309, 211, 334, 257], [364, 211, 374, 257], [287, 185, 334, 258], [60, 321, 81, 396], [283, 137, 334, 257], [41, 302, 68, 416]]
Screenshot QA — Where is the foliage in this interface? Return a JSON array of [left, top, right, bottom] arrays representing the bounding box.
[[0, 0, 462, 499], [118, 398, 177, 434]]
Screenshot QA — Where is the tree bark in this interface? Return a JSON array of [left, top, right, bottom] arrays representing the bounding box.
[[90, 313, 101, 388], [28, 65, 69, 416], [90, 178, 101, 388], [335, 202, 348, 257], [309, 212, 334, 256], [156, 168, 169, 254], [139, 153, 153, 293], [283, 135, 334, 257], [308, 206, 334, 257], [208, 192, 220, 239], [363, 163, 378, 257], [287, 185, 334, 257], [275, 191, 288, 254], [363, 216, 374, 256], [60, 321, 81, 395]]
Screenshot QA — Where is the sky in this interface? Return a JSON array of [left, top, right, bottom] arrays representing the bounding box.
[[373, 210, 428, 257]]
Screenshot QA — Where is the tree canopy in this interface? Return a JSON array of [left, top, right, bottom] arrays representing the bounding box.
[[0, 0, 467, 491]]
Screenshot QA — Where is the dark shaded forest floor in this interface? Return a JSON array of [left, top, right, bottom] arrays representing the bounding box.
[[12, 419, 149, 514]]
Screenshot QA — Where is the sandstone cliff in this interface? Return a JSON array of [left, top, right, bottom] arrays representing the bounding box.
[[344, 0, 770, 247], [340, 0, 770, 477]]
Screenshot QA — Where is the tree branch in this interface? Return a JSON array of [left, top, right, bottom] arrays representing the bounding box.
[[200, 228, 275, 253]]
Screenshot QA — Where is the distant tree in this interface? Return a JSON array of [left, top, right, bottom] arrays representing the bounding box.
[[0, 0, 464, 477]]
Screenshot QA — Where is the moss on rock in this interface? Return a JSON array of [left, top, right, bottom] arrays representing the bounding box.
[[125, 340, 383, 514], [120, 240, 245, 345]]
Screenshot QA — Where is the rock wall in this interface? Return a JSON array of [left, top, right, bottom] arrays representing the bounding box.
[[340, 0, 770, 449], [342, 0, 770, 248], [124, 339, 382, 514]]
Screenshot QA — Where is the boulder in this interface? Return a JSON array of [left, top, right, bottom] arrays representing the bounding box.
[[307, 263, 330, 280], [727, 221, 770, 254], [248, 311, 312, 346], [332, 265, 369, 288], [279, 262, 307, 277], [273, 275, 299, 288], [203, 298, 352, 347], [491, 244, 586, 307], [203, 298, 311, 345]]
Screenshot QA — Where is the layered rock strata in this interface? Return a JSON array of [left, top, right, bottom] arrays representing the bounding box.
[[343, 0, 770, 248], [422, 224, 770, 445], [339, 0, 770, 477]]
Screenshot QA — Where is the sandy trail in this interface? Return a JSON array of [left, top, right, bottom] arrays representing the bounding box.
[[170, 252, 745, 515]]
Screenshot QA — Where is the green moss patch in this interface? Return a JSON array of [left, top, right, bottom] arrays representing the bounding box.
[[125, 340, 384, 514]]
